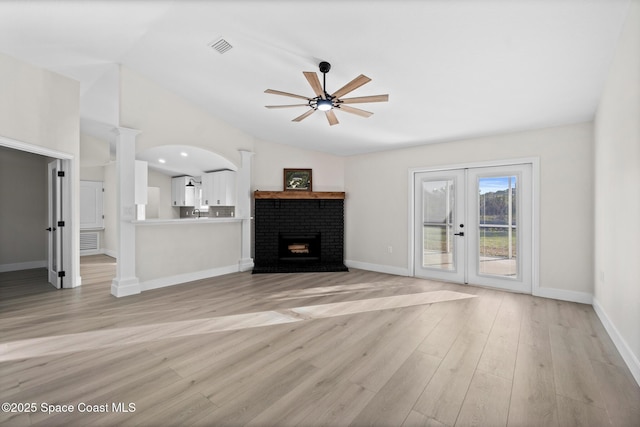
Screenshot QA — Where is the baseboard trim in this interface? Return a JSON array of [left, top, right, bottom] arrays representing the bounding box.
[[344, 260, 410, 277], [593, 297, 640, 387], [140, 264, 239, 292], [103, 249, 118, 259], [80, 249, 105, 256], [0, 260, 47, 272], [532, 286, 593, 305], [111, 277, 141, 297]]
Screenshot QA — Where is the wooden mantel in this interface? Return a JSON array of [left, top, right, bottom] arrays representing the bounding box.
[[254, 191, 345, 200]]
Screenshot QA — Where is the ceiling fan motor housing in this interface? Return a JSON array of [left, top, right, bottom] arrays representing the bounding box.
[[319, 61, 331, 74]]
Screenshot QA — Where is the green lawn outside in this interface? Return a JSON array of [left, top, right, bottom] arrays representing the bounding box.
[[423, 226, 517, 258]]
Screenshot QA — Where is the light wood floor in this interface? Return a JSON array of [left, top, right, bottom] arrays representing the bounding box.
[[1, 255, 638, 426]]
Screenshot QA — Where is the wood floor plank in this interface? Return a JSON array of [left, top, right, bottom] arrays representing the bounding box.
[[555, 395, 611, 427], [590, 359, 640, 426], [548, 324, 605, 408], [401, 410, 448, 427], [455, 370, 511, 427], [508, 342, 558, 427], [0, 257, 637, 427], [350, 350, 441, 427], [476, 293, 522, 381], [413, 330, 488, 426]]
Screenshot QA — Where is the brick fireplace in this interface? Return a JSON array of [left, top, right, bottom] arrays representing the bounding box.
[[253, 191, 348, 273]]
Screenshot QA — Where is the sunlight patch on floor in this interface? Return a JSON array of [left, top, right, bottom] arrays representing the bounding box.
[[0, 290, 475, 362]]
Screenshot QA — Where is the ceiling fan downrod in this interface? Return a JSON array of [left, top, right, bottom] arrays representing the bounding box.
[[316, 61, 333, 110]]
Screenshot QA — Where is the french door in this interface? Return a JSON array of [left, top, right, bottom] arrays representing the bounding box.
[[413, 163, 532, 293]]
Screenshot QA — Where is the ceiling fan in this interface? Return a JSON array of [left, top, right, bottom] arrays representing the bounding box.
[[265, 61, 389, 126]]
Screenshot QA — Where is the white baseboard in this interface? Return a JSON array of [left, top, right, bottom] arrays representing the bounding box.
[[111, 277, 141, 297], [0, 260, 47, 272], [532, 286, 593, 305], [140, 264, 240, 292], [344, 260, 410, 277], [80, 249, 105, 256], [103, 249, 118, 259], [593, 297, 640, 387]]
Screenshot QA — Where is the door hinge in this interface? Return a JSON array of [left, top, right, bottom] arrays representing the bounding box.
[[57, 171, 65, 177], [57, 220, 65, 227], [58, 271, 66, 278]]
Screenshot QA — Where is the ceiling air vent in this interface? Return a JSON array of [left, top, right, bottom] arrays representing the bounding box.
[[209, 38, 233, 54]]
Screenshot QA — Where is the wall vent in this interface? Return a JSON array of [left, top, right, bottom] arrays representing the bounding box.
[[80, 232, 99, 252], [209, 38, 233, 54]]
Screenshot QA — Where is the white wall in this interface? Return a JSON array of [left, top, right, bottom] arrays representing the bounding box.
[[252, 138, 345, 192], [0, 147, 48, 271], [120, 67, 253, 168], [136, 222, 241, 286], [0, 52, 80, 285], [344, 122, 594, 295], [594, 0, 640, 383], [147, 169, 178, 219]]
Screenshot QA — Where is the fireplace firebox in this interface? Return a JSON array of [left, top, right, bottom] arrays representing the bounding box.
[[279, 233, 320, 261]]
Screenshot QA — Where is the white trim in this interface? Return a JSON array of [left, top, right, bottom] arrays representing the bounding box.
[[111, 277, 141, 297], [139, 264, 240, 292], [533, 286, 593, 305], [593, 297, 640, 387], [238, 258, 254, 272], [345, 260, 410, 277], [80, 249, 104, 256], [0, 260, 47, 272], [103, 249, 118, 259], [0, 134, 73, 159], [408, 157, 540, 295]]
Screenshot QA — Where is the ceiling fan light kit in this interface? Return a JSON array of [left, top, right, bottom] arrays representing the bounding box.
[[265, 61, 389, 126]]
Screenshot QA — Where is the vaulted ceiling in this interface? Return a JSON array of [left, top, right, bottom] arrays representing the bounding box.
[[0, 0, 631, 155]]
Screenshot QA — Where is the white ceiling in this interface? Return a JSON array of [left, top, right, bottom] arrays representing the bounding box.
[[0, 0, 631, 156]]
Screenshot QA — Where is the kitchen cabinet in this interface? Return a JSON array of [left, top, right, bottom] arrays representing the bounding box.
[[171, 176, 196, 206], [202, 170, 236, 206]]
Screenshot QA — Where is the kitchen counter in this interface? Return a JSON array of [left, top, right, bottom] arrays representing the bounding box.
[[132, 217, 247, 226]]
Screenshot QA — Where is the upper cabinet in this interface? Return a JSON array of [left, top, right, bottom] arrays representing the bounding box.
[[171, 176, 196, 207], [202, 170, 236, 206]]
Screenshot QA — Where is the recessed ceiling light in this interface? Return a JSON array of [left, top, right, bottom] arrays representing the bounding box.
[[158, 158, 166, 164], [180, 152, 188, 157]]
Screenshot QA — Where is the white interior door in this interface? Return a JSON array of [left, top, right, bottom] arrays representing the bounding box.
[[47, 160, 63, 288], [414, 163, 533, 293]]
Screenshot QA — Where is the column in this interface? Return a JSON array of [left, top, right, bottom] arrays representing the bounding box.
[[237, 150, 254, 271], [111, 126, 142, 297]]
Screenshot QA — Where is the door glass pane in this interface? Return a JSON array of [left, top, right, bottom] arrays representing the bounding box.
[[422, 179, 455, 270], [478, 176, 517, 277]]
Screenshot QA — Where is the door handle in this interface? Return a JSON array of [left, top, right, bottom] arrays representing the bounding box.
[[46, 227, 52, 232], [454, 232, 464, 236]]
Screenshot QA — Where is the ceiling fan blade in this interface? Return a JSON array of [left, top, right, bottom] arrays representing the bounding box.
[[292, 109, 316, 122], [265, 89, 310, 101], [325, 110, 339, 126], [340, 94, 389, 104], [303, 71, 326, 99], [331, 74, 371, 99], [265, 104, 309, 109], [338, 105, 373, 118]]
